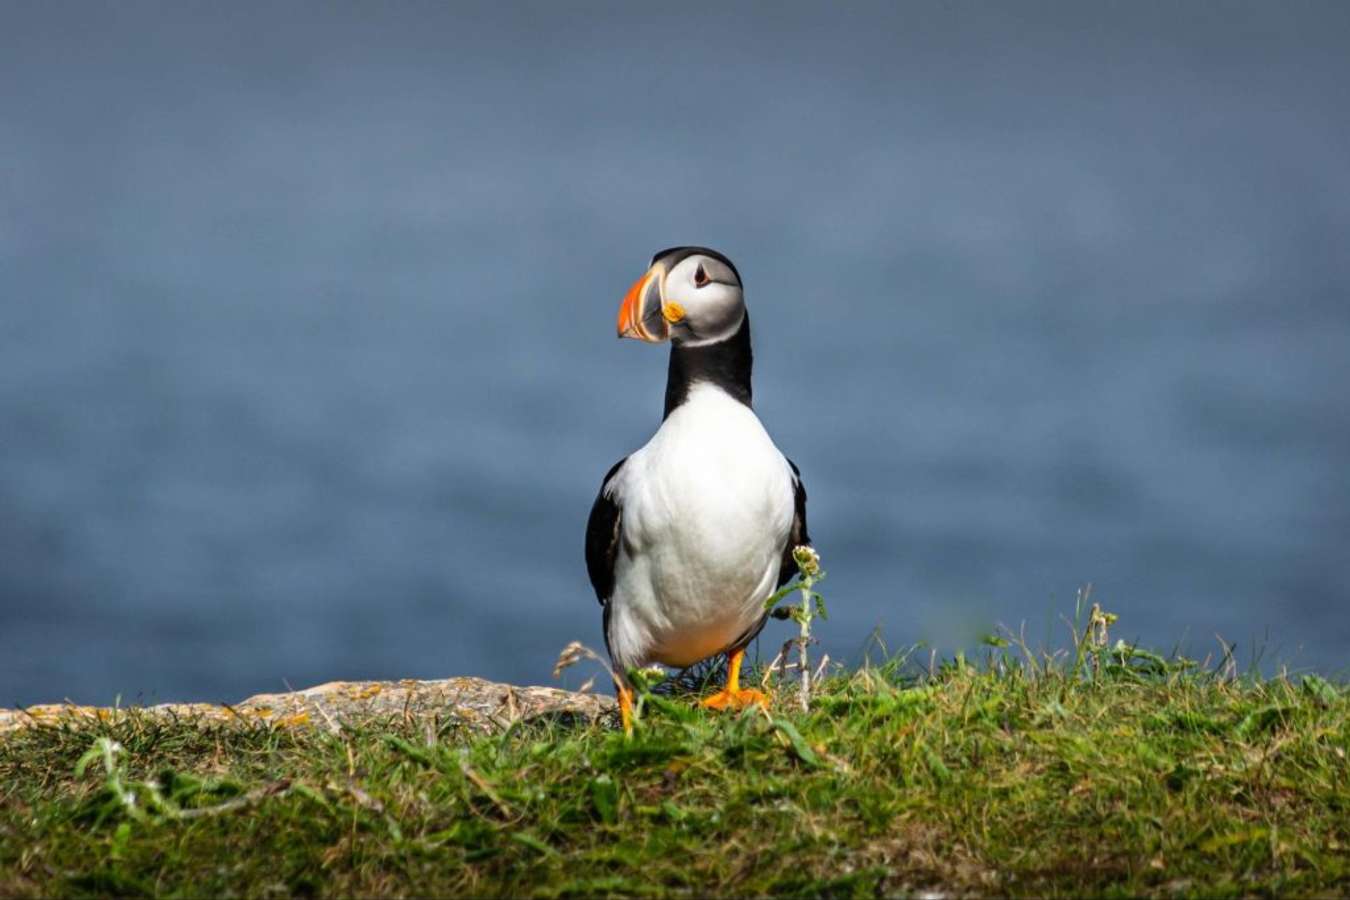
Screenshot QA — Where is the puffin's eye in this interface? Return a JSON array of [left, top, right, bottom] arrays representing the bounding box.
[[693, 264, 709, 287]]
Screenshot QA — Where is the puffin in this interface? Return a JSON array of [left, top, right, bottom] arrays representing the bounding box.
[[584, 246, 810, 733]]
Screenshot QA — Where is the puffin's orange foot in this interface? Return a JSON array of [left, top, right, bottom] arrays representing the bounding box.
[[700, 687, 769, 711]]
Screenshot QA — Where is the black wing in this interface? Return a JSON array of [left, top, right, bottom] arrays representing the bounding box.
[[777, 458, 811, 588], [584, 457, 627, 605]]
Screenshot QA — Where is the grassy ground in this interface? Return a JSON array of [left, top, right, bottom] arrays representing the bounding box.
[[2, 640, 1347, 897]]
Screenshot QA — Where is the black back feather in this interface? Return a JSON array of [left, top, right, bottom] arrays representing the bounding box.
[[584, 457, 626, 605], [778, 458, 811, 589]]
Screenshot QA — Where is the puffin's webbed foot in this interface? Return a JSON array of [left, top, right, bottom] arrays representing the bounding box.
[[699, 647, 769, 712], [700, 686, 769, 710]]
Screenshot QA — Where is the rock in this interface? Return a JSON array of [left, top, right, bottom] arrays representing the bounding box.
[[0, 677, 615, 736]]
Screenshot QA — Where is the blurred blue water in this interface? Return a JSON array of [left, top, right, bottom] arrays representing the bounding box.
[[2, 2, 1348, 705]]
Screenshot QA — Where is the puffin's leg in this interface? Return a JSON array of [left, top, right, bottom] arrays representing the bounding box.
[[616, 679, 635, 736], [699, 646, 769, 711]]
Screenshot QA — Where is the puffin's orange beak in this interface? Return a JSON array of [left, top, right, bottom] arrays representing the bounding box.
[[617, 265, 670, 343]]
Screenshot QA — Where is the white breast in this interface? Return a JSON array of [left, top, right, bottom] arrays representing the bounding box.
[[606, 383, 795, 673]]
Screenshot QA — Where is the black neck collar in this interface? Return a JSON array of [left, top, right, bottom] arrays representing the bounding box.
[[663, 314, 753, 419]]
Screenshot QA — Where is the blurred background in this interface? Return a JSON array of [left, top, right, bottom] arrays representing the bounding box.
[[3, 1, 1348, 706]]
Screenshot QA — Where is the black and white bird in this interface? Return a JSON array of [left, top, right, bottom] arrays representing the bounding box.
[[584, 247, 810, 733]]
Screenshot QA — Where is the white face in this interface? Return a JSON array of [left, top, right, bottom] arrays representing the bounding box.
[[661, 254, 745, 347]]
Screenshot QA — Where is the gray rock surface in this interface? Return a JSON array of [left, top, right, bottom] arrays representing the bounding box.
[[0, 677, 615, 736]]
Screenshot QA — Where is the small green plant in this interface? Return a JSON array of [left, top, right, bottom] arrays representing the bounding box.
[[765, 545, 826, 712]]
